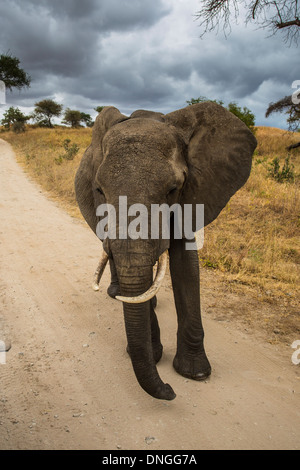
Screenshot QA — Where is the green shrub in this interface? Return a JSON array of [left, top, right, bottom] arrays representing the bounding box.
[[55, 139, 79, 165], [267, 156, 295, 183]]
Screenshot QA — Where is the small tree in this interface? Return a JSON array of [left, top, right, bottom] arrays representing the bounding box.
[[62, 108, 82, 128], [94, 106, 105, 114], [186, 96, 224, 106], [268, 156, 295, 182], [266, 95, 300, 150], [187, 97, 255, 131], [266, 95, 300, 130], [80, 112, 94, 127], [1, 106, 30, 132], [0, 53, 31, 92], [227, 102, 256, 132], [32, 99, 63, 128]]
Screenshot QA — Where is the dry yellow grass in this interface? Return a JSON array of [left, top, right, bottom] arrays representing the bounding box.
[[256, 126, 300, 160], [200, 127, 300, 297], [1, 125, 299, 300]]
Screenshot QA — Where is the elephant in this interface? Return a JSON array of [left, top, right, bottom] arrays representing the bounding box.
[[75, 102, 257, 400]]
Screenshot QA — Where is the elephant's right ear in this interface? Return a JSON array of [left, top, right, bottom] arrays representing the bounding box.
[[165, 102, 257, 228], [75, 107, 128, 233]]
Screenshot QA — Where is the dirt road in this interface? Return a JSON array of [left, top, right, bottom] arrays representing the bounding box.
[[0, 138, 299, 450]]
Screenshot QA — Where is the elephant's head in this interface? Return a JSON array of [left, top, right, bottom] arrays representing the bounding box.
[[75, 102, 257, 400]]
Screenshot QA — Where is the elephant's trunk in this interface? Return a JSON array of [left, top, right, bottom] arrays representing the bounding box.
[[115, 250, 168, 303], [122, 299, 175, 400], [111, 243, 175, 400]]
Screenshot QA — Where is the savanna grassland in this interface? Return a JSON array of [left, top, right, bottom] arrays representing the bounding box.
[[1, 124, 299, 342], [201, 127, 300, 294]]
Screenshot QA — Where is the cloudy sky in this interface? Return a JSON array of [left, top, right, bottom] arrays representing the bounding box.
[[0, 0, 299, 128]]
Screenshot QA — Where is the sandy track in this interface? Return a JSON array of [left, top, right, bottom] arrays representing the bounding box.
[[0, 138, 299, 450]]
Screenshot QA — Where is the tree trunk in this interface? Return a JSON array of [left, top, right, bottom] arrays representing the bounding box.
[[287, 141, 300, 151]]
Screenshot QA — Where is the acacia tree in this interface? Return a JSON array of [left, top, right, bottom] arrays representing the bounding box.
[[62, 109, 94, 127], [266, 95, 300, 149], [62, 108, 82, 127], [94, 106, 105, 113], [0, 53, 31, 91], [32, 99, 63, 128], [196, 0, 300, 44], [1, 106, 30, 132], [80, 112, 94, 127]]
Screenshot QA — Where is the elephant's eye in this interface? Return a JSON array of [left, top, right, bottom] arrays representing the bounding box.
[[96, 187, 104, 195], [167, 185, 177, 197]]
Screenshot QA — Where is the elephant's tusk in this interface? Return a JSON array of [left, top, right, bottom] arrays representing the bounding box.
[[115, 250, 168, 304], [92, 250, 109, 291]]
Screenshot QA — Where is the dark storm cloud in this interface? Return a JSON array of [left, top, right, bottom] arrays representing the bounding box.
[[0, 0, 171, 116], [31, 0, 169, 31], [0, 0, 298, 128], [0, 0, 169, 76]]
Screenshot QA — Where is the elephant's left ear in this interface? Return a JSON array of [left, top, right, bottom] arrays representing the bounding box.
[[165, 102, 257, 228]]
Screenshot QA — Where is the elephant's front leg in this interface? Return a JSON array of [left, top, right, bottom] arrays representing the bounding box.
[[169, 236, 211, 380]]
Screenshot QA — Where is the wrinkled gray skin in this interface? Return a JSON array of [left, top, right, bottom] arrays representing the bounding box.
[[75, 102, 257, 400]]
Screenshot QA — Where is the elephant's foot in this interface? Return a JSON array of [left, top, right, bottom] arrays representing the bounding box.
[[173, 350, 211, 381], [107, 282, 121, 299]]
